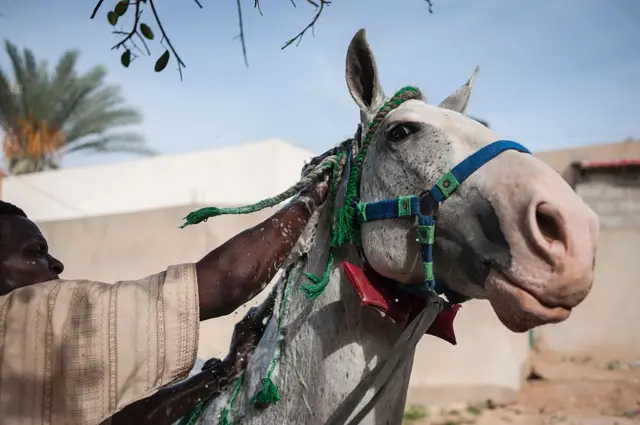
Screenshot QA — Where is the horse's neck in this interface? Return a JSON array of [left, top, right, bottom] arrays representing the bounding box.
[[198, 204, 415, 424]]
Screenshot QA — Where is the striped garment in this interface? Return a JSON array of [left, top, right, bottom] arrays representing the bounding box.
[[0, 263, 200, 425]]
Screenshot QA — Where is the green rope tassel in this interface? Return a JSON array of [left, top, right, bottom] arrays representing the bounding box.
[[250, 263, 300, 408], [301, 252, 334, 299], [218, 374, 244, 425], [249, 377, 281, 408]]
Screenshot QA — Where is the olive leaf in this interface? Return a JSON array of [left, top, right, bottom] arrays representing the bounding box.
[[155, 50, 170, 72], [114, 0, 129, 17], [140, 23, 154, 40], [107, 11, 118, 26], [121, 49, 131, 68]]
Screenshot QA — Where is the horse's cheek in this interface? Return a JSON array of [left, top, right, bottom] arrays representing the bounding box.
[[362, 223, 412, 277]]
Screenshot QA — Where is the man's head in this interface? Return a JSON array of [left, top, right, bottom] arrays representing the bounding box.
[[0, 201, 64, 295]]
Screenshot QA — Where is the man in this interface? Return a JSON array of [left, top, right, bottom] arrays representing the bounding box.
[[0, 179, 328, 425]]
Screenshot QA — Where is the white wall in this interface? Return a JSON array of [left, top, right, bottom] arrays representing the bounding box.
[[3, 139, 315, 222]]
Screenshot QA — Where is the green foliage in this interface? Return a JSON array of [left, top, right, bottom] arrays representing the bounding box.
[[0, 40, 153, 175], [140, 23, 154, 40], [107, 11, 118, 26], [114, 0, 128, 17], [154, 50, 170, 72], [120, 49, 131, 67], [403, 404, 427, 422]]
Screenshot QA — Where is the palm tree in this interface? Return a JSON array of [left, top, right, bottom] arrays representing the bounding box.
[[0, 40, 153, 175]]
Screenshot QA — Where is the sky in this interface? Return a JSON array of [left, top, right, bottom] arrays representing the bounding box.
[[0, 0, 639, 169]]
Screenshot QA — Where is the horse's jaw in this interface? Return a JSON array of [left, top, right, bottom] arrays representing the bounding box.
[[194, 204, 415, 425]]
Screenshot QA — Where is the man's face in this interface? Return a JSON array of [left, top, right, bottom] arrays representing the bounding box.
[[0, 215, 64, 295]]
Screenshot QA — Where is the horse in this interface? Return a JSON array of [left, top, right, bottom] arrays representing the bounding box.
[[178, 28, 599, 425]]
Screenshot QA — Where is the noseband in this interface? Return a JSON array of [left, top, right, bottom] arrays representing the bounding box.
[[349, 87, 531, 304]]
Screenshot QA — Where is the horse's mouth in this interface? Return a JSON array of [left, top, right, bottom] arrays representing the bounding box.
[[485, 269, 571, 333]]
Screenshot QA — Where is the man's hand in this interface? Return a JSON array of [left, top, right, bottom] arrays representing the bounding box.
[[297, 177, 330, 213]]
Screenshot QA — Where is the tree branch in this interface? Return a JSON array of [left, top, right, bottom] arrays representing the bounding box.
[[92, 0, 436, 76], [282, 0, 331, 50], [236, 0, 249, 67], [110, 1, 142, 52], [148, 0, 186, 79]]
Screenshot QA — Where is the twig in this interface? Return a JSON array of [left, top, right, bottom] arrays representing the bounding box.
[[281, 0, 330, 49], [110, 2, 142, 51], [90, 0, 104, 19], [254, 0, 263, 16], [95, 0, 193, 78], [424, 0, 434, 13], [236, 0, 249, 67], [148, 0, 186, 78], [135, 32, 152, 56]]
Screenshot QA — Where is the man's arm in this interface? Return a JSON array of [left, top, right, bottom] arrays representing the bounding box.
[[196, 179, 328, 320]]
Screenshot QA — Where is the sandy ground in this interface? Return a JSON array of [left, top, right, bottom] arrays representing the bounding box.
[[404, 352, 640, 425]]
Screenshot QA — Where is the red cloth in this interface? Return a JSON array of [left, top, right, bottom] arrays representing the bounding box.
[[341, 261, 460, 345]]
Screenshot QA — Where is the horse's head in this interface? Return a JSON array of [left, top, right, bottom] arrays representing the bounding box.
[[346, 29, 599, 333]]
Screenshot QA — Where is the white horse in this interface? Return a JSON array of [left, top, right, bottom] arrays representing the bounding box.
[[183, 28, 599, 425]]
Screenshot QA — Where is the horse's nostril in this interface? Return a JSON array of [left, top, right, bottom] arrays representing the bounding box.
[[535, 203, 565, 245]]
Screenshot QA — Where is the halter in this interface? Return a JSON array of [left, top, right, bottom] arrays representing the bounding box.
[[349, 87, 532, 304]]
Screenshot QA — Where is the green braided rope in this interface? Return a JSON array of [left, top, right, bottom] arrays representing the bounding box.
[[301, 252, 334, 299], [218, 374, 245, 425], [332, 86, 422, 248], [180, 155, 337, 228], [250, 262, 302, 408]]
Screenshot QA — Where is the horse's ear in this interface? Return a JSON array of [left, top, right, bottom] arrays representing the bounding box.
[[439, 66, 480, 114], [345, 29, 385, 115]]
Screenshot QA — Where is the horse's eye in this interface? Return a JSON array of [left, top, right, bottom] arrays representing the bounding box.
[[388, 124, 413, 142]]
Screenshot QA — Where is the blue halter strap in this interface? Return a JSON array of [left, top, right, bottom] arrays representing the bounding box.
[[355, 140, 532, 303]]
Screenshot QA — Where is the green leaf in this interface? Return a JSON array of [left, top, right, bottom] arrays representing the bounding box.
[[154, 50, 170, 72], [121, 50, 131, 68], [114, 0, 129, 17], [139, 23, 154, 40], [107, 11, 118, 26]]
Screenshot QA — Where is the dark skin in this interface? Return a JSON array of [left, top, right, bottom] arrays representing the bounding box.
[[0, 179, 329, 424]]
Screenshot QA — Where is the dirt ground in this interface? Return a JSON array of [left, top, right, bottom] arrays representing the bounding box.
[[404, 352, 640, 425]]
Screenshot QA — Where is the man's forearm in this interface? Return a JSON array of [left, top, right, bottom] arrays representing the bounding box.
[[195, 182, 326, 320]]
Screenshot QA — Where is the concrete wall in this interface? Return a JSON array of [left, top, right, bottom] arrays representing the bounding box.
[[534, 167, 640, 359], [3, 139, 315, 223], [36, 205, 529, 405], [575, 167, 640, 229]]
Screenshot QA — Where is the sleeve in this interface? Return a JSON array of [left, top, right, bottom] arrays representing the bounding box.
[[0, 263, 200, 425]]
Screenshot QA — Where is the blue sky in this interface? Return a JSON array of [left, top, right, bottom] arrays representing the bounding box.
[[1, 0, 639, 168]]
